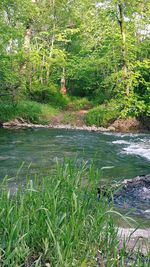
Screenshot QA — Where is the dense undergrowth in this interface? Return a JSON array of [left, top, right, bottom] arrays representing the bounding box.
[[0, 100, 59, 124], [84, 104, 120, 127], [0, 96, 93, 126], [0, 162, 148, 266], [29, 86, 70, 109]]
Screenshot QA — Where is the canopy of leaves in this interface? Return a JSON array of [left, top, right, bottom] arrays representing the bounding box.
[[0, 0, 149, 118]]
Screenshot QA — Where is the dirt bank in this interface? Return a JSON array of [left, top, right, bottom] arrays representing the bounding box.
[[2, 118, 116, 132], [2, 114, 149, 133]]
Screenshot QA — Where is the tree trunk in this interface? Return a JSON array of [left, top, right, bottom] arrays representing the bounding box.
[[20, 0, 36, 75], [46, 35, 55, 84], [118, 1, 129, 96], [20, 25, 32, 74], [60, 68, 67, 95]]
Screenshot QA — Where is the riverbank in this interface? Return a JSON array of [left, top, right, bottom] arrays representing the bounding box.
[[1, 100, 149, 133], [2, 118, 116, 132], [0, 163, 149, 266], [1, 117, 149, 133]]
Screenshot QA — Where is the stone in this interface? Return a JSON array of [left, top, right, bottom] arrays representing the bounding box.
[[118, 227, 150, 256], [107, 126, 116, 131], [114, 175, 150, 217]]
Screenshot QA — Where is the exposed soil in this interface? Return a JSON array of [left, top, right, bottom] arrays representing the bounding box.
[[49, 111, 149, 133], [117, 227, 150, 256], [50, 109, 88, 127], [2, 113, 149, 133], [111, 117, 146, 132], [97, 227, 150, 266]]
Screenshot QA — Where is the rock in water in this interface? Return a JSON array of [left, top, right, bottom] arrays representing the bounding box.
[[114, 175, 150, 217]]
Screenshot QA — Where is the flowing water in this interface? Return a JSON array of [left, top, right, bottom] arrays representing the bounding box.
[[0, 128, 150, 222], [0, 128, 149, 180]]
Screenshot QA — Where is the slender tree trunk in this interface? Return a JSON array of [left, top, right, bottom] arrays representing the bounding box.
[[118, 1, 129, 96], [45, 0, 56, 84], [46, 35, 55, 84], [20, 0, 36, 76], [60, 68, 67, 95], [24, 26, 32, 52], [20, 25, 32, 74]]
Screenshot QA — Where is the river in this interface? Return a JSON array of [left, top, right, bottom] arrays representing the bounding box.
[[1, 128, 150, 223], [0, 128, 150, 181]]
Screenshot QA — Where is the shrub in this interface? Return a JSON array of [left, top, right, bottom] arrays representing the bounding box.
[[84, 104, 119, 127], [119, 94, 147, 118], [92, 91, 108, 106], [30, 84, 69, 108]]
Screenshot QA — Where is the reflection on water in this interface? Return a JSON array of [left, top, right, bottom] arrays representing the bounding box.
[[0, 128, 150, 181]]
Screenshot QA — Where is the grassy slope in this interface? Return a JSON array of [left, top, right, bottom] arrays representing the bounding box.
[[0, 100, 59, 124], [0, 97, 92, 126]]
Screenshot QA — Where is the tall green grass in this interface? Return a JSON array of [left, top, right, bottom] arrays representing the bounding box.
[[0, 162, 148, 266], [0, 100, 59, 123]]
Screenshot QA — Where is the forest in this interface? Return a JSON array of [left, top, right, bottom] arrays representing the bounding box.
[[0, 1, 150, 266], [0, 0, 150, 127]]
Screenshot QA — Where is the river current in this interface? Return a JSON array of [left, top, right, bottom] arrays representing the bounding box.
[[0, 128, 150, 181]]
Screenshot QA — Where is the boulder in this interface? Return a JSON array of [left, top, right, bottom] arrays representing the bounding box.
[[114, 175, 150, 217]]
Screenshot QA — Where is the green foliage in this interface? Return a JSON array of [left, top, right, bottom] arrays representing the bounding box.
[[146, 103, 150, 117], [132, 59, 150, 117], [0, 101, 58, 123], [30, 84, 69, 108], [93, 91, 110, 106], [68, 97, 92, 111], [85, 104, 120, 127], [67, 55, 101, 97], [0, 163, 112, 266], [0, 162, 145, 266], [0, 0, 150, 123], [120, 94, 147, 118]]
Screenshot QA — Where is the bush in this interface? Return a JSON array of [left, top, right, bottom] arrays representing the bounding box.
[[119, 94, 147, 118], [84, 104, 119, 127], [92, 91, 109, 106], [30, 84, 69, 108]]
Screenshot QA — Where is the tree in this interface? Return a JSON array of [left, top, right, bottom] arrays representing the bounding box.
[[0, 0, 149, 119]]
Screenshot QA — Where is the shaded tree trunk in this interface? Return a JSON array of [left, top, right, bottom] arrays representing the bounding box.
[[20, 25, 32, 74], [118, 1, 129, 96], [60, 68, 67, 95], [46, 34, 55, 84], [20, 0, 36, 76]]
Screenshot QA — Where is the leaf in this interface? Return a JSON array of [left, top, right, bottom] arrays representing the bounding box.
[[80, 260, 87, 267]]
